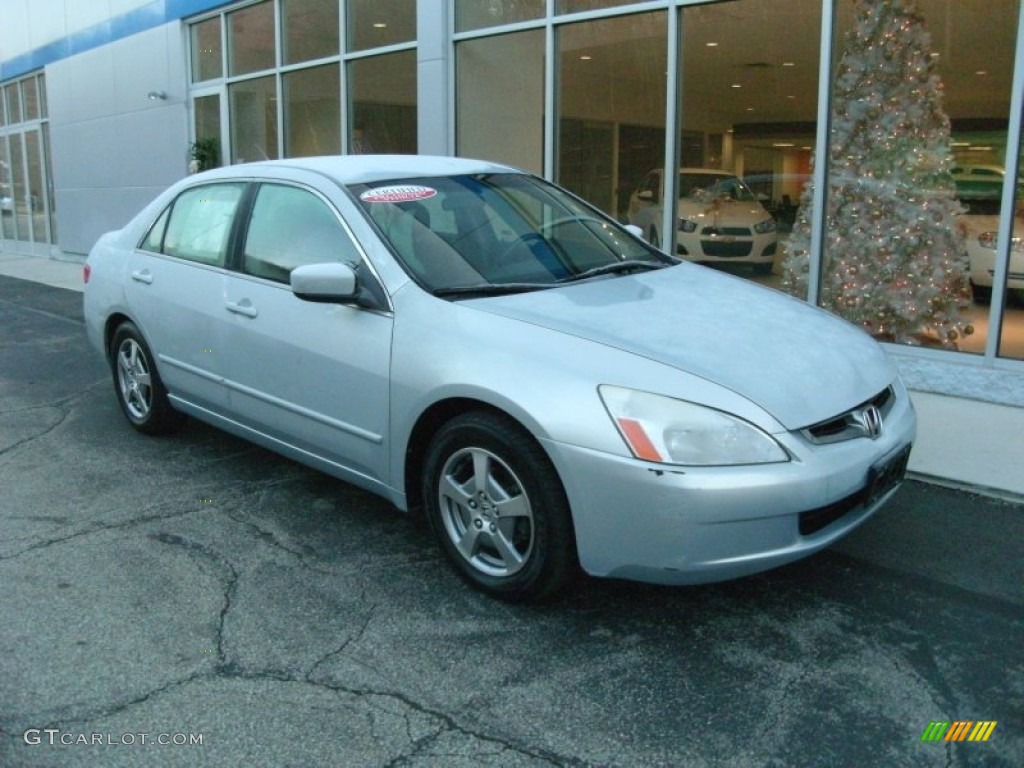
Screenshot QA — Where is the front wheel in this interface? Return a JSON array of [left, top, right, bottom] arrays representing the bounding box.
[[422, 412, 576, 601], [110, 322, 185, 435]]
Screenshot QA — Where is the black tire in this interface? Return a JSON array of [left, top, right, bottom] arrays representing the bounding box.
[[109, 322, 185, 435], [422, 411, 576, 601], [970, 281, 992, 304]]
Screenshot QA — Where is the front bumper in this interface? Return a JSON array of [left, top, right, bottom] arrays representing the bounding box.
[[541, 385, 916, 585]]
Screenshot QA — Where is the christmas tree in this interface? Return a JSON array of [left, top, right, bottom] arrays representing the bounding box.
[[781, 0, 972, 347]]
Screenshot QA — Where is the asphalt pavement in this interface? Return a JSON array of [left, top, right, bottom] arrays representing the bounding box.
[[0, 274, 1021, 767]]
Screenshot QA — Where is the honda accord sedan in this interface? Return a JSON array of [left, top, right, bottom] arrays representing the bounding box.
[[83, 155, 915, 600]]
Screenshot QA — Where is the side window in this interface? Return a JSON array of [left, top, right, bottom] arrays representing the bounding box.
[[140, 206, 171, 253], [161, 183, 245, 266], [243, 183, 359, 283]]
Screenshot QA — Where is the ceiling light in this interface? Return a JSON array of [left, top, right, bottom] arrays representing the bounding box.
[[782, 62, 795, 67], [373, 22, 387, 28], [975, 70, 988, 76], [773, 142, 795, 147], [731, 83, 742, 88], [706, 42, 719, 47], [580, 55, 592, 61]]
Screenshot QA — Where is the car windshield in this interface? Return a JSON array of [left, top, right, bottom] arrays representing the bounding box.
[[679, 173, 756, 202], [351, 173, 668, 294]]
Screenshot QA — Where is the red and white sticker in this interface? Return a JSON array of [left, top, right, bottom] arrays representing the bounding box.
[[360, 185, 437, 203]]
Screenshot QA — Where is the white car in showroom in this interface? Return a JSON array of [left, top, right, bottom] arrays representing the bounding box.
[[961, 209, 1024, 302], [83, 155, 914, 601], [627, 168, 778, 273]]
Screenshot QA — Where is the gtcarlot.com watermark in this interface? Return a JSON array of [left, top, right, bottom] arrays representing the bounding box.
[[23, 729, 203, 747]]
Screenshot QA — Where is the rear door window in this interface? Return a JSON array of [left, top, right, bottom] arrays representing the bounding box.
[[142, 183, 245, 266]]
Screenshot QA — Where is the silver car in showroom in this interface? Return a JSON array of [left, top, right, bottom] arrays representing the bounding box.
[[83, 155, 915, 600]]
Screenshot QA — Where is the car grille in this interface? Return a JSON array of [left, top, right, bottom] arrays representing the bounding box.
[[800, 386, 895, 445], [798, 488, 863, 536], [701, 240, 753, 257], [702, 226, 751, 236]]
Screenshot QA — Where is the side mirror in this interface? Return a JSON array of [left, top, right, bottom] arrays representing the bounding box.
[[636, 190, 655, 202], [290, 262, 357, 302]]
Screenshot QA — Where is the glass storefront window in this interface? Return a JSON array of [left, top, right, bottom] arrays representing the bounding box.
[[789, 0, 1019, 354], [348, 50, 417, 154], [457, 29, 544, 174], [285, 64, 341, 156], [557, 12, 666, 220], [37, 75, 46, 119], [228, 1, 275, 76], [1, 136, 14, 240], [659, 0, 821, 294], [557, 0, 635, 14], [191, 16, 223, 81], [193, 94, 222, 170], [283, 0, 339, 64], [21, 78, 39, 122], [5, 83, 21, 125], [23, 130, 47, 243], [229, 76, 279, 163], [347, 0, 416, 52], [455, 0, 545, 32]]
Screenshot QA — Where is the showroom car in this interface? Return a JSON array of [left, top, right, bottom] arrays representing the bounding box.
[[83, 155, 915, 600], [626, 168, 778, 273], [960, 211, 1024, 302]]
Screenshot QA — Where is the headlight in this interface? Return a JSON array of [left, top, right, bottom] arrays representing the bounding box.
[[678, 218, 698, 233], [753, 218, 777, 234], [599, 385, 789, 466]]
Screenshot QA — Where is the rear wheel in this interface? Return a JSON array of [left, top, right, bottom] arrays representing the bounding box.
[[110, 322, 185, 435], [422, 411, 575, 601]]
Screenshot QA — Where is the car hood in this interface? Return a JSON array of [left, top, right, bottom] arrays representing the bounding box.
[[678, 198, 769, 226], [464, 264, 895, 429]]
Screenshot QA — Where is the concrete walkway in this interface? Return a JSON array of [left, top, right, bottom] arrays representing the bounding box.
[[3, 251, 1022, 498]]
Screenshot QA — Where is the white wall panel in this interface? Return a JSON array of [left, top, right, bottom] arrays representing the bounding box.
[[47, 20, 188, 255]]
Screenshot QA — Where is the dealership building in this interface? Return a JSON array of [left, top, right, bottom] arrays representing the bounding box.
[[1, 0, 1023, 489]]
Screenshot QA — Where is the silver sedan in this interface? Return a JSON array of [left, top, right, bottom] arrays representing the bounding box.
[[83, 155, 915, 600]]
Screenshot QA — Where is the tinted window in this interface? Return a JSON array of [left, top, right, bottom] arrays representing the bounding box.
[[162, 183, 245, 266], [140, 206, 171, 253], [243, 183, 358, 282]]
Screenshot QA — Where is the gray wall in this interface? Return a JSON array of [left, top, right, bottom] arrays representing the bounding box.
[[47, 21, 189, 255]]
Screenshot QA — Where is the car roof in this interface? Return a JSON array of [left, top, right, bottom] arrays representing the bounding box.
[[234, 154, 520, 184]]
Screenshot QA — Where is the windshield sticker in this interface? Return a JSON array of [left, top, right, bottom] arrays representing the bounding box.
[[360, 185, 437, 203]]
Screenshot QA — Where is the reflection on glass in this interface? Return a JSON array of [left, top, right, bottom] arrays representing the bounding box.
[[557, 0, 634, 14], [997, 148, 1024, 359], [191, 16, 223, 81], [228, 1, 275, 76], [42, 123, 56, 241], [229, 76, 278, 163], [285, 64, 340, 157], [9, 133, 27, 241], [193, 95, 222, 170], [455, 0, 544, 32], [348, 51, 417, 154], [558, 12, 666, 219], [1, 136, 15, 239], [23, 130, 47, 243], [21, 78, 39, 122], [38, 75, 47, 119], [5, 83, 21, 125], [457, 29, 544, 174], [347, 0, 416, 52], [283, 0, 339, 64]]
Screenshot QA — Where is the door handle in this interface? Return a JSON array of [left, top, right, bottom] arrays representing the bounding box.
[[130, 269, 153, 284], [225, 299, 258, 318]]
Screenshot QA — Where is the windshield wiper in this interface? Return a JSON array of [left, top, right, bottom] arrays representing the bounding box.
[[433, 282, 552, 298], [558, 260, 667, 283]]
